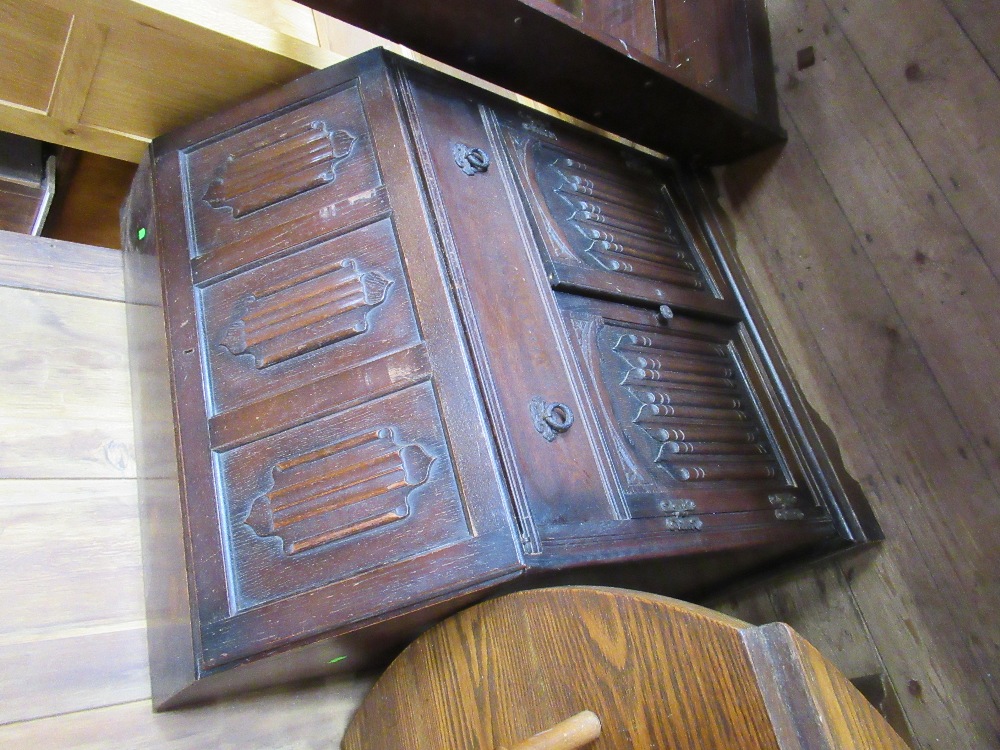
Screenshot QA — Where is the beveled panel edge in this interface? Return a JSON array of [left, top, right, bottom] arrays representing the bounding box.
[[199, 530, 524, 668], [208, 344, 432, 451], [491, 117, 742, 320], [530, 514, 839, 572]]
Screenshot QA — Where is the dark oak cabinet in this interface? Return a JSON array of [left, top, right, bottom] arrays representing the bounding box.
[[123, 50, 877, 708]]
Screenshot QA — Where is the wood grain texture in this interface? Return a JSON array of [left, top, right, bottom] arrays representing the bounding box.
[[346, 587, 782, 750], [343, 587, 907, 749], [0, 286, 134, 478], [713, 0, 1000, 741], [717, 136, 999, 748], [0, 479, 147, 725], [715, 562, 883, 680], [742, 622, 909, 750], [939, 0, 1000, 80], [0, 626, 150, 725], [0, 677, 372, 748], [772, 0, 1000, 494], [827, 0, 1000, 277], [0, 480, 143, 636], [0, 1, 71, 111], [46, 16, 109, 123], [789, 631, 912, 749], [0, 232, 369, 742], [711, 562, 917, 746], [0, 0, 348, 162], [503, 711, 603, 750], [0, 228, 125, 299]]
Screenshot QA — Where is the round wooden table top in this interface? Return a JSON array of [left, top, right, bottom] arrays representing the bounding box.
[[342, 586, 907, 750]]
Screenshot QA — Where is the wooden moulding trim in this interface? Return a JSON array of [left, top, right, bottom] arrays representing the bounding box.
[[0, 229, 126, 301], [530, 517, 839, 572], [198, 533, 525, 668], [0, 102, 151, 163]]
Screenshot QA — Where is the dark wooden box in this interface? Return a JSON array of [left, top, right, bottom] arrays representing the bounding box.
[[123, 49, 877, 708]]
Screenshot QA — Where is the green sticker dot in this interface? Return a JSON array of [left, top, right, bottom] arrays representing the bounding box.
[[328, 655, 347, 665], [137, 227, 146, 240]]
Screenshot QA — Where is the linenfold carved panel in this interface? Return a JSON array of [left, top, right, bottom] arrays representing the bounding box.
[[199, 218, 420, 416], [220, 258, 391, 369], [611, 329, 781, 483], [218, 381, 471, 612], [204, 122, 357, 217], [184, 84, 382, 264], [245, 427, 434, 554], [528, 142, 712, 292], [559, 295, 797, 520]]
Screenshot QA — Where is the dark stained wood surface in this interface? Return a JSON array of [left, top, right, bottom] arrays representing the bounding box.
[[343, 587, 909, 749], [127, 52, 527, 707], [0, 2, 994, 746], [0, 132, 48, 234], [301, 0, 784, 163], [124, 48, 873, 706]]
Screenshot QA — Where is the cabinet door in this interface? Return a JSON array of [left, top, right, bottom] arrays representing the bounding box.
[[132, 53, 521, 671], [493, 113, 740, 320], [397, 61, 836, 569], [558, 294, 818, 523], [482, 99, 833, 552]]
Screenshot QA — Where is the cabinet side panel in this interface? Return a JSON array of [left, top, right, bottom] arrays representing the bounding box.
[[122, 156, 198, 708], [139, 53, 522, 677]]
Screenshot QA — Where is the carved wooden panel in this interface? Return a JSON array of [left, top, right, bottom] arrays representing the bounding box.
[[535, 146, 704, 288], [559, 292, 805, 520], [495, 112, 739, 319], [204, 121, 357, 218], [244, 427, 433, 554], [613, 328, 779, 483], [123, 51, 869, 707], [200, 218, 420, 415], [220, 259, 389, 369], [184, 84, 383, 274], [218, 381, 471, 610]]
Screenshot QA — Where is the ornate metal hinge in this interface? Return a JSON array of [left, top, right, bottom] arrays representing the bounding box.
[[530, 397, 574, 442], [769, 492, 806, 521], [660, 498, 703, 531]]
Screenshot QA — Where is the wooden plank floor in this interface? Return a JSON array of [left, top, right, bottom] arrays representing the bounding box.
[[710, 1, 1000, 748], [0, 231, 371, 747]]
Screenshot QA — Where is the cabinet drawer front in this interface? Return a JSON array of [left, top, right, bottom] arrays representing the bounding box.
[[560, 293, 819, 520], [184, 83, 387, 280], [493, 111, 740, 319]]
